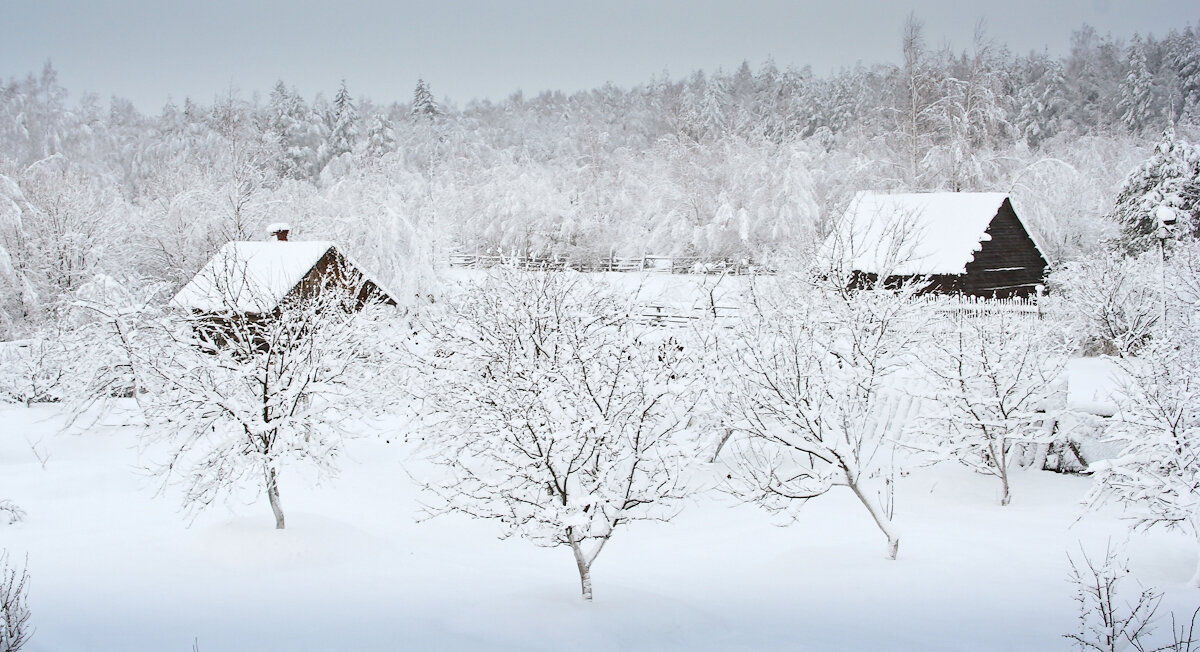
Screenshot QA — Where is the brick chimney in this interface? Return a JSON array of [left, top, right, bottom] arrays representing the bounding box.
[[266, 222, 291, 242]]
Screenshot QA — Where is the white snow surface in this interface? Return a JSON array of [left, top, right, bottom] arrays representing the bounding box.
[[5, 399, 1199, 652], [172, 241, 334, 313], [822, 192, 1010, 276]]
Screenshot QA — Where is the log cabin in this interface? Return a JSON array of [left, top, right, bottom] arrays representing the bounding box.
[[821, 192, 1049, 298], [172, 225, 396, 344]]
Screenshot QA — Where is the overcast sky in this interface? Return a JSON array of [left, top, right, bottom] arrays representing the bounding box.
[[2, 0, 1197, 112]]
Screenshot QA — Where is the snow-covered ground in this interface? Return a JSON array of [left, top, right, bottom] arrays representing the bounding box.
[[3, 400, 1198, 652]]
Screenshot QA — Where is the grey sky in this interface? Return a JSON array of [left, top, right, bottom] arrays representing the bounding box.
[[2, 0, 1197, 112]]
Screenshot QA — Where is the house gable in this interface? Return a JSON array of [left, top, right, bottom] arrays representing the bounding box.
[[960, 198, 1049, 297]]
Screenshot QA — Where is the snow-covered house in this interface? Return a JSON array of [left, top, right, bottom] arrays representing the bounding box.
[[821, 192, 1049, 298], [173, 224, 396, 318]]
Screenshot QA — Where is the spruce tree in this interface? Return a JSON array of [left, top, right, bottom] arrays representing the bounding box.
[[1119, 36, 1155, 133], [1111, 126, 1200, 252], [411, 78, 439, 120], [327, 80, 360, 159]]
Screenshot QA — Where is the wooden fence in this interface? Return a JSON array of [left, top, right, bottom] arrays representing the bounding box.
[[447, 253, 768, 276]]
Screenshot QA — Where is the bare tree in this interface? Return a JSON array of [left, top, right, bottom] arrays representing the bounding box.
[[130, 273, 398, 529], [0, 551, 31, 652], [414, 270, 702, 600], [1085, 314, 1200, 586], [720, 276, 927, 559], [909, 309, 1069, 506]]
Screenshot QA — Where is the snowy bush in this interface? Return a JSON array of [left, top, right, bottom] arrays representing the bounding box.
[[0, 337, 71, 406], [0, 551, 31, 652], [414, 270, 703, 600], [0, 502, 24, 527], [1064, 543, 1198, 652], [1048, 251, 1163, 356]]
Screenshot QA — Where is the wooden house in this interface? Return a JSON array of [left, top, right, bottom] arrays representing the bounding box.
[[172, 225, 395, 342], [821, 192, 1049, 298]]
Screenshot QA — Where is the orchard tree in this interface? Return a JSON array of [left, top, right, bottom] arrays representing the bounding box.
[[131, 272, 398, 529], [415, 270, 702, 600], [911, 310, 1068, 506], [721, 276, 927, 560], [1085, 314, 1200, 586]]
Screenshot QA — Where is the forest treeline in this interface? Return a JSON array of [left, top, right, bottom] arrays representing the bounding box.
[[0, 18, 1198, 336]]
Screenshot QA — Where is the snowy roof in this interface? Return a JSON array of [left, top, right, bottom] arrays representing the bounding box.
[[821, 192, 1013, 276], [172, 241, 335, 313]]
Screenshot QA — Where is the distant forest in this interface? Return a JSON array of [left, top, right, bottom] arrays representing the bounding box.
[[1, 18, 1198, 334]]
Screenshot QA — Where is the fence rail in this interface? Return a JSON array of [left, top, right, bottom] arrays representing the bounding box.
[[447, 253, 769, 275]]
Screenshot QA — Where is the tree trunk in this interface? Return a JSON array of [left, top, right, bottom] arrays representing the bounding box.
[[995, 439, 1012, 507], [848, 479, 900, 560], [265, 464, 285, 529], [709, 428, 733, 463], [567, 528, 594, 601]]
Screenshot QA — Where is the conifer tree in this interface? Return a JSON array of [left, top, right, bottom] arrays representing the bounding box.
[[327, 80, 360, 159], [411, 78, 439, 120], [1119, 36, 1155, 133], [1111, 127, 1200, 252]]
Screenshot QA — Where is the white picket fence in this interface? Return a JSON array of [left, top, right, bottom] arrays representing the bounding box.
[[914, 295, 1044, 320]]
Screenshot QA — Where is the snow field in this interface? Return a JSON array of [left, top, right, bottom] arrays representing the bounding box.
[[3, 403, 1198, 652]]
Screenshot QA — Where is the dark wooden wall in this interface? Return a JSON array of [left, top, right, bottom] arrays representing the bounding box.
[[960, 198, 1048, 298], [290, 248, 397, 308]]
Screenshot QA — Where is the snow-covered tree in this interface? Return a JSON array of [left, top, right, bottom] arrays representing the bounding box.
[[410, 78, 440, 120], [1015, 53, 1069, 147], [1048, 250, 1162, 355], [360, 113, 396, 158], [267, 81, 319, 180], [131, 273, 398, 529], [414, 270, 701, 600], [721, 276, 927, 560], [1119, 36, 1156, 134], [0, 550, 31, 652], [910, 310, 1068, 506], [323, 80, 360, 167], [4, 156, 126, 327], [1085, 315, 1200, 586], [893, 13, 945, 188], [1110, 127, 1200, 253]]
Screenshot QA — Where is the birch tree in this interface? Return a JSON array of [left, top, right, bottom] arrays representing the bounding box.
[[415, 270, 701, 600]]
